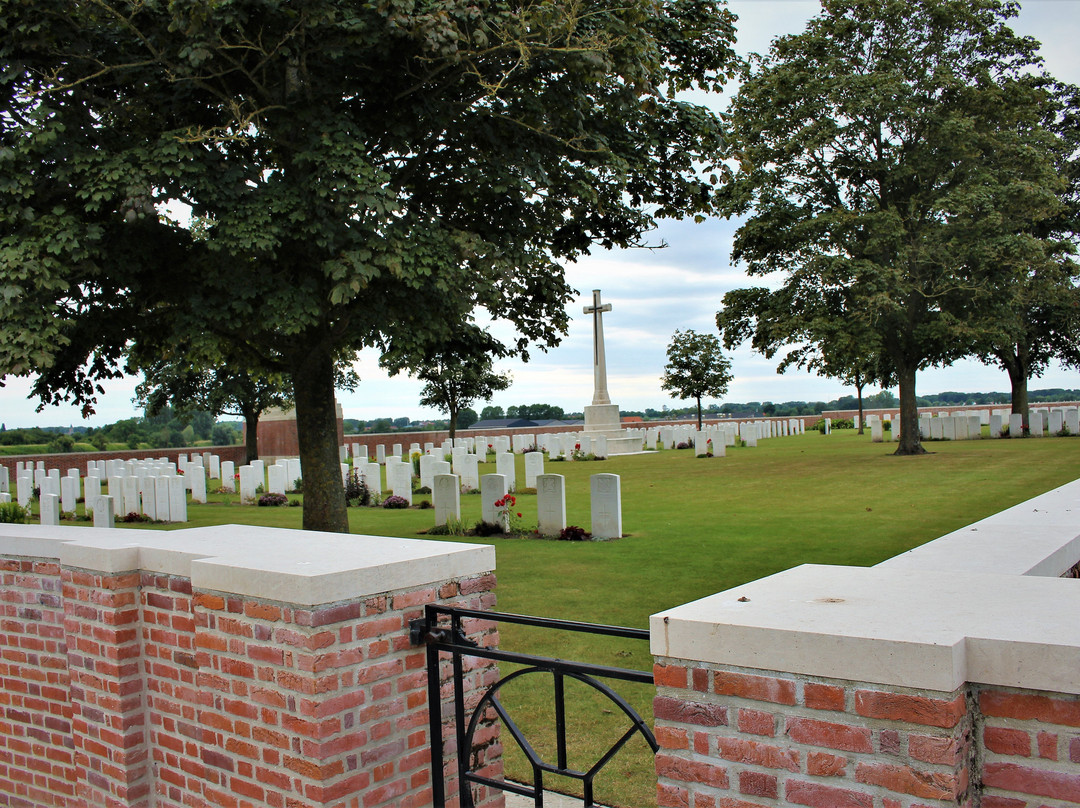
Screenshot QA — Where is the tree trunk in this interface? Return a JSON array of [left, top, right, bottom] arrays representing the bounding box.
[[1002, 351, 1030, 429], [242, 406, 260, 464], [448, 404, 458, 442], [696, 395, 703, 431], [855, 376, 866, 436], [893, 361, 926, 455], [292, 339, 350, 533]]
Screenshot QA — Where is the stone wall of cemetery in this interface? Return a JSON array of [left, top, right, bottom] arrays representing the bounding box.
[[652, 478, 1080, 808], [0, 525, 500, 808], [0, 445, 247, 482]]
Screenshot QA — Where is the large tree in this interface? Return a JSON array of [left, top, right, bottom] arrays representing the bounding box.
[[716, 0, 1065, 455], [0, 0, 738, 530], [660, 329, 733, 430]]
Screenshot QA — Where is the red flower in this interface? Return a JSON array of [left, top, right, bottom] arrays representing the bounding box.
[[516, 512, 522, 518]]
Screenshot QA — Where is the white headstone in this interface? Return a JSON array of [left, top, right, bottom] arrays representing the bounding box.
[[140, 477, 157, 519], [190, 465, 207, 504], [0, 466, 7, 495], [480, 474, 508, 530], [460, 454, 480, 492], [268, 464, 287, 495], [593, 435, 608, 459], [433, 473, 461, 526], [419, 454, 438, 491], [39, 493, 60, 525], [871, 419, 884, 443], [1030, 410, 1045, 437], [209, 455, 221, 480], [989, 414, 1003, 437], [536, 474, 567, 536], [590, 473, 622, 540], [239, 465, 258, 503], [1009, 413, 1024, 436], [495, 453, 516, 492], [1066, 408, 1080, 436], [93, 495, 115, 528], [168, 476, 187, 523], [60, 475, 78, 514], [84, 475, 102, 512], [155, 477, 172, 521], [1049, 410, 1064, 435], [220, 460, 236, 492], [287, 458, 302, 489], [524, 452, 544, 489]]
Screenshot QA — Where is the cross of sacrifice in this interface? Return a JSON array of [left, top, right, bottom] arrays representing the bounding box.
[[583, 289, 612, 406]]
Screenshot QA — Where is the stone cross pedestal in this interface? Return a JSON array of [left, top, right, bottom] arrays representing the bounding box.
[[581, 289, 643, 454]]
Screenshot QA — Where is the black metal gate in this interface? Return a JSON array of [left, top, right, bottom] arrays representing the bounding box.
[[411, 604, 657, 808]]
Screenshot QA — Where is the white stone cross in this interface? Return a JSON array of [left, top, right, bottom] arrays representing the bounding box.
[[583, 289, 612, 406]]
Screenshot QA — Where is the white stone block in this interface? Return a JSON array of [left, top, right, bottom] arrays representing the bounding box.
[[169, 476, 187, 523], [209, 455, 221, 480], [590, 473, 622, 540], [376, 444, 387, 465], [460, 455, 480, 492], [93, 495, 115, 528], [239, 465, 258, 503], [190, 465, 207, 504], [220, 461, 236, 492], [1066, 408, 1079, 435], [60, 475, 78, 514], [140, 477, 157, 519], [480, 474, 508, 530], [39, 493, 59, 525], [536, 474, 567, 537], [433, 474, 461, 526], [122, 476, 140, 516], [155, 476, 172, 521], [268, 464, 287, 496], [524, 452, 544, 489], [1009, 413, 1024, 436], [1030, 410, 1045, 437]]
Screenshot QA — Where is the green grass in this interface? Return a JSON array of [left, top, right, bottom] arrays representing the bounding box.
[[52, 430, 1080, 807]]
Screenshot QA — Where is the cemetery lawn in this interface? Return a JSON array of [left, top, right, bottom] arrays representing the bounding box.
[[122, 431, 1080, 807]]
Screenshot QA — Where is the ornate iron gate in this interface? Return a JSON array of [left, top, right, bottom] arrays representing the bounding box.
[[411, 604, 657, 807]]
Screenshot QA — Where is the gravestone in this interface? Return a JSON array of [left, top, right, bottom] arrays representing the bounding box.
[[16, 474, 32, 507], [1009, 413, 1024, 436], [84, 475, 102, 512], [433, 474, 461, 526], [140, 477, 157, 519], [989, 414, 1003, 437], [942, 416, 956, 441], [930, 418, 944, 440], [460, 454, 480, 492], [123, 476, 140, 515], [694, 431, 708, 457], [376, 444, 386, 465], [593, 435, 608, 459], [239, 466, 258, 503], [93, 495, 115, 528], [250, 459, 266, 488], [969, 415, 982, 439], [209, 455, 221, 480], [40, 493, 60, 526], [0, 466, 7, 495], [496, 453, 516, 492], [536, 474, 567, 536], [524, 452, 544, 489], [359, 462, 382, 496], [480, 474, 508, 530], [268, 464, 287, 495], [419, 454, 438, 491], [871, 419, 884, 442], [169, 476, 187, 523], [287, 458, 302, 489], [189, 465, 207, 504], [220, 461, 236, 492], [451, 447, 467, 474], [1066, 408, 1080, 435], [392, 443, 402, 459], [155, 477, 171, 521], [1049, 410, 1064, 435], [1030, 410, 1045, 437], [60, 475, 78, 514], [590, 473, 622, 540]]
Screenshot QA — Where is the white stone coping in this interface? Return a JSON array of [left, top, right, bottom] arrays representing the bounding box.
[[0, 524, 494, 606], [876, 478, 1080, 577], [651, 563, 1080, 695]]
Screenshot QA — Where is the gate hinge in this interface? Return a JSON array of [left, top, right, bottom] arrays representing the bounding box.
[[409, 618, 479, 648]]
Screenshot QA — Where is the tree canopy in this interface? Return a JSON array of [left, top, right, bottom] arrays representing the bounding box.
[[660, 329, 733, 430], [716, 0, 1068, 454], [0, 0, 738, 530]]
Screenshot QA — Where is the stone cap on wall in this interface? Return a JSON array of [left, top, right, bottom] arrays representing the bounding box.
[[0, 523, 495, 606], [651, 563, 1080, 695]]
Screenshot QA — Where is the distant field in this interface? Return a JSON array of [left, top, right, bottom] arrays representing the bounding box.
[[41, 429, 1080, 807]]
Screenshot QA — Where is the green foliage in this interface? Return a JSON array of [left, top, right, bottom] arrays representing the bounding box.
[[1, 0, 738, 532], [506, 404, 567, 421], [46, 434, 75, 453], [660, 330, 733, 429], [0, 502, 29, 523], [716, 0, 1069, 455], [257, 493, 289, 507]]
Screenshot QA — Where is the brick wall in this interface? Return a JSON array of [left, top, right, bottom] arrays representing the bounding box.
[[653, 662, 974, 807], [0, 526, 500, 808]]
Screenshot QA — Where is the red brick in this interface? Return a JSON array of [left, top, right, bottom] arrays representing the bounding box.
[[655, 664, 688, 689], [807, 751, 846, 777], [1038, 730, 1058, 761], [737, 708, 775, 736], [656, 726, 689, 750], [786, 779, 872, 808], [654, 695, 727, 727], [458, 573, 496, 595], [983, 761, 1080, 802], [195, 594, 226, 611], [1071, 736, 1080, 763], [909, 734, 962, 765], [854, 690, 965, 728], [855, 761, 960, 800], [984, 726, 1031, 757], [980, 690, 1080, 727], [656, 753, 728, 789], [657, 782, 689, 808], [979, 797, 1028, 808], [714, 672, 796, 706], [739, 770, 777, 799], [716, 736, 799, 771], [804, 683, 845, 712], [786, 717, 872, 753]]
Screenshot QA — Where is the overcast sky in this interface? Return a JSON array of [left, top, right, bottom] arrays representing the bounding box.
[[3, 0, 1079, 428]]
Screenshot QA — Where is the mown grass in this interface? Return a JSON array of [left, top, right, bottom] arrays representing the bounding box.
[[58, 430, 1080, 806]]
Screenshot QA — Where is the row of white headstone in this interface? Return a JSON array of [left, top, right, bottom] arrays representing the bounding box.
[[863, 407, 1080, 442], [0, 453, 303, 527], [430, 471, 623, 540]]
